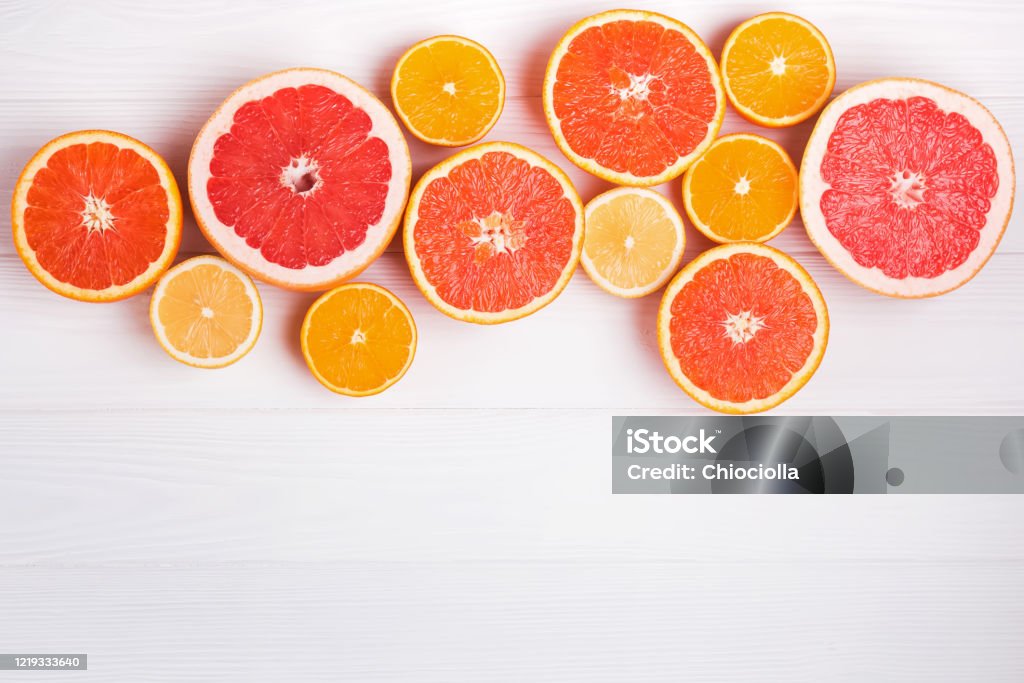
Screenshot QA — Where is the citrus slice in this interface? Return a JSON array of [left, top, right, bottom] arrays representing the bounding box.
[[543, 9, 725, 186], [404, 141, 584, 324], [801, 78, 1015, 297], [682, 133, 798, 243], [658, 243, 828, 414], [11, 130, 182, 302], [391, 35, 505, 147], [150, 255, 263, 368], [300, 283, 417, 396], [188, 68, 412, 291], [581, 187, 685, 298], [721, 12, 836, 128]]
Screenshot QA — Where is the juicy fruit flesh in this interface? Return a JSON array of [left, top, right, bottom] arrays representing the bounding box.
[[414, 150, 577, 312], [820, 95, 998, 279], [395, 39, 502, 142], [208, 84, 392, 270], [586, 193, 678, 289], [158, 263, 255, 359], [552, 19, 718, 177], [724, 17, 832, 120], [687, 137, 796, 240], [23, 142, 169, 289], [305, 287, 414, 393], [669, 253, 817, 403]]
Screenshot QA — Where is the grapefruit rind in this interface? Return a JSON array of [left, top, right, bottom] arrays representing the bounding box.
[[391, 35, 505, 147], [404, 141, 585, 324], [720, 12, 836, 128], [300, 283, 418, 397], [11, 130, 182, 302], [800, 78, 1015, 298], [542, 9, 726, 187], [188, 68, 412, 292], [581, 187, 686, 298], [657, 243, 829, 414], [149, 255, 263, 369], [682, 133, 798, 244]]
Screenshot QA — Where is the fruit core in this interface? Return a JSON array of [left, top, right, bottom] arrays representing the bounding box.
[[81, 195, 115, 233], [722, 310, 767, 344], [442, 82, 457, 95], [890, 169, 926, 209], [281, 156, 320, 195], [609, 68, 656, 102], [461, 211, 528, 262], [350, 328, 366, 345], [769, 55, 787, 76], [733, 176, 751, 196]]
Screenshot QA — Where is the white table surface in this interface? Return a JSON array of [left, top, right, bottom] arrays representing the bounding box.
[[1, 0, 1022, 680]]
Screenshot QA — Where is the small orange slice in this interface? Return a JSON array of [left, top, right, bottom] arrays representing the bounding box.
[[392, 35, 505, 147], [301, 283, 417, 396], [721, 12, 836, 128], [12, 130, 182, 302], [682, 133, 798, 243], [150, 255, 263, 368]]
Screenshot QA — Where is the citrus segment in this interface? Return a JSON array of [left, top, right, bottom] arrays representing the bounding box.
[[543, 9, 725, 186], [301, 283, 417, 396], [392, 35, 505, 146], [189, 68, 411, 291], [150, 255, 263, 368], [683, 133, 797, 243], [721, 12, 836, 127], [405, 142, 584, 324], [581, 188, 685, 298], [12, 130, 182, 302], [658, 243, 828, 414], [800, 78, 1015, 297]]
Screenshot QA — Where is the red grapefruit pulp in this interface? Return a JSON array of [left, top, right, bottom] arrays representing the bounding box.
[[189, 68, 411, 291], [801, 78, 1014, 297]]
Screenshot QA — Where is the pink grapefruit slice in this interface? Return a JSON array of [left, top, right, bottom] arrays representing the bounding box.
[[801, 78, 1015, 297], [188, 68, 412, 291]]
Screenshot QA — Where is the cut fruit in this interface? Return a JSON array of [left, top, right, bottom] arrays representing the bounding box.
[[801, 78, 1015, 297], [581, 187, 685, 298], [404, 141, 584, 324], [658, 243, 828, 414], [150, 255, 263, 369], [11, 130, 182, 302], [391, 35, 505, 147], [683, 133, 798, 243], [543, 9, 725, 186], [301, 283, 417, 396], [721, 12, 836, 127], [189, 68, 412, 291]]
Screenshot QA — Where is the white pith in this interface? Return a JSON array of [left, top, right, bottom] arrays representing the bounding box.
[[722, 310, 767, 344], [149, 255, 263, 369], [81, 195, 115, 233], [657, 243, 828, 414], [580, 187, 686, 299], [189, 68, 412, 290], [800, 78, 1015, 297]]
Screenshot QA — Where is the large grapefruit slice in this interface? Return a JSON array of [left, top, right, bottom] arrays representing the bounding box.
[[12, 130, 182, 302], [543, 9, 725, 186], [189, 68, 412, 291], [404, 141, 584, 324], [801, 78, 1015, 297], [658, 243, 829, 414]]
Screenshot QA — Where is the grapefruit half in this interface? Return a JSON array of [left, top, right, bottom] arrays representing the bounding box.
[[189, 68, 412, 291], [658, 243, 829, 414], [801, 78, 1015, 297], [404, 142, 584, 324]]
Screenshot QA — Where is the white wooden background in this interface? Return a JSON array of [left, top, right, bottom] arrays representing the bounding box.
[[1, 0, 1022, 680]]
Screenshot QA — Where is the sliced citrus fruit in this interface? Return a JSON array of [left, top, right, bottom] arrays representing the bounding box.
[[189, 68, 412, 291], [404, 141, 584, 324], [391, 35, 505, 147], [801, 78, 1015, 297], [11, 130, 182, 302], [543, 9, 725, 186], [150, 255, 263, 369], [682, 133, 798, 243], [301, 283, 417, 396], [721, 12, 836, 128], [658, 243, 828, 414], [581, 187, 685, 298]]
